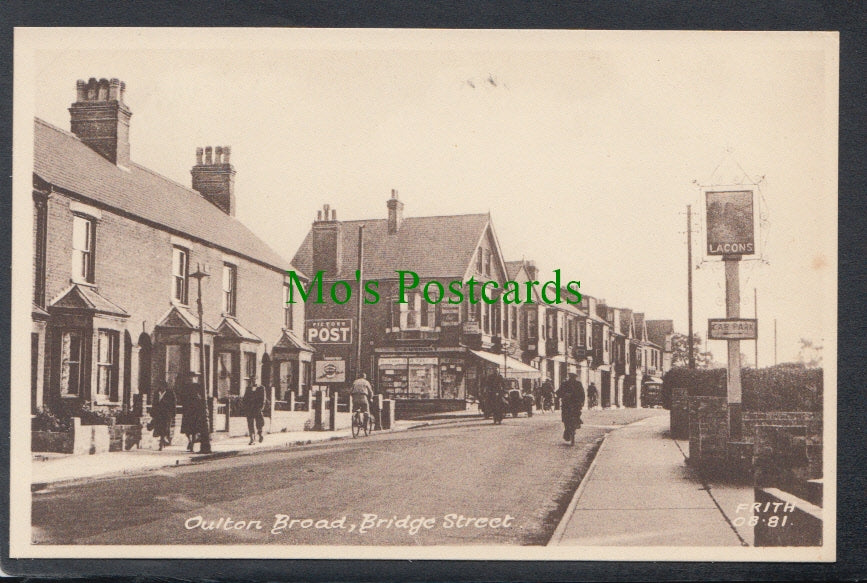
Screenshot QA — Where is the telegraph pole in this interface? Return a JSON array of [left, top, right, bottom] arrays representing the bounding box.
[[355, 225, 365, 379], [754, 288, 758, 368], [687, 205, 695, 369]]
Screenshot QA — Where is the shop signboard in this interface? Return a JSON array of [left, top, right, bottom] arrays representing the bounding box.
[[306, 318, 353, 344], [705, 190, 755, 256], [314, 359, 346, 383], [708, 318, 758, 340], [440, 304, 461, 326]]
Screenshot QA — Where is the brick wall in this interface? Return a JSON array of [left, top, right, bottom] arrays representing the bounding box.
[[688, 396, 728, 464], [670, 388, 689, 439], [41, 191, 299, 404], [743, 411, 822, 480]]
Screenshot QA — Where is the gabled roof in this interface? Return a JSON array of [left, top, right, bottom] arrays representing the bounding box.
[[505, 260, 525, 280], [292, 214, 491, 279], [34, 118, 292, 273], [619, 308, 635, 339], [646, 320, 675, 348], [633, 312, 647, 341], [49, 284, 129, 317], [155, 305, 216, 333], [274, 329, 316, 353], [216, 317, 262, 342]]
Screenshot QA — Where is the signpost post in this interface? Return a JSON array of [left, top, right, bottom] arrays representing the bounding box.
[[706, 190, 756, 441]]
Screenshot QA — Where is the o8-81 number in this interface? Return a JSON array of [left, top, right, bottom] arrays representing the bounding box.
[[733, 515, 789, 527]]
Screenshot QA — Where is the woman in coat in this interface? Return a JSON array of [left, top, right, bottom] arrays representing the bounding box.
[[179, 376, 204, 452], [151, 380, 177, 450]]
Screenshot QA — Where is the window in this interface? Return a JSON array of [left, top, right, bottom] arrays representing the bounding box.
[[244, 352, 257, 391], [526, 309, 537, 339], [578, 321, 586, 346], [393, 293, 435, 330], [476, 249, 483, 273], [283, 284, 293, 329], [510, 306, 518, 339], [95, 329, 119, 401], [172, 247, 189, 303], [33, 197, 47, 307], [72, 216, 94, 283], [222, 263, 237, 316], [60, 330, 84, 396], [484, 250, 492, 276]]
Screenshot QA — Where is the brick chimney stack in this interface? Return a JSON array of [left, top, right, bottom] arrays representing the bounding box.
[[191, 145, 236, 216], [69, 77, 132, 167], [387, 189, 404, 235], [311, 203, 342, 276]]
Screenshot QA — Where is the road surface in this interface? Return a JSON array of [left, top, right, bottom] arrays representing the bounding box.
[[32, 408, 661, 545]]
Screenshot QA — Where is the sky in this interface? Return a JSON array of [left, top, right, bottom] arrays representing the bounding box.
[[19, 29, 837, 365]]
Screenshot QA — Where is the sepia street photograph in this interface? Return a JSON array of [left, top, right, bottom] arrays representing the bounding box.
[[10, 28, 837, 561]]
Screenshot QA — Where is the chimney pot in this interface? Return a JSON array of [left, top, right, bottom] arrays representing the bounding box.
[[70, 76, 132, 167], [317, 210, 323, 221], [223, 146, 231, 164], [215, 146, 223, 164], [331, 209, 337, 220], [196, 147, 203, 165], [387, 188, 405, 234], [205, 146, 213, 165]]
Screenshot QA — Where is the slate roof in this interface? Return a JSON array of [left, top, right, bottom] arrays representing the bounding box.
[[646, 320, 675, 348], [155, 305, 217, 333], [291, 214, 491, 279], [216, 317, 262, 342], [505, 260, 525, 280], [33, 118, 292, 272], [49, 284, 130, 317], [274, 329, 316, 353]]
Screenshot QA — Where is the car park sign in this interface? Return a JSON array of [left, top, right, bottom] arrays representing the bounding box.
[[708, 318, 757, 340]]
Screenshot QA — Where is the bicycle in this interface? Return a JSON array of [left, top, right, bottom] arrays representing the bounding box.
[[351, 405, 375, 438]]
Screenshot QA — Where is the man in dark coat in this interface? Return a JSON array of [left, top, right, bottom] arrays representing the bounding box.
[[242, 384, 266, 445], [556, 372, 586, 444], [183, 372, 211, 454], [151, 380, 176, 451]]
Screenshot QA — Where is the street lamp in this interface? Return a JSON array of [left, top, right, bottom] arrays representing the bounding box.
[[189, 262, 211, 454]]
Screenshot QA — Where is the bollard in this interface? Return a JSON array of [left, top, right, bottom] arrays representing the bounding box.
[[373, 394, 384, 430], [329, 392, 338, 431], [381, 399, 395, 430], [288, 389, 295, 412], [313, 390, 326, 431], [305, 389, 314, 412]]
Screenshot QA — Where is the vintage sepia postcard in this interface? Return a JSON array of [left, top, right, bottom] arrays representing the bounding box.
[[10, 27, 837, 562]]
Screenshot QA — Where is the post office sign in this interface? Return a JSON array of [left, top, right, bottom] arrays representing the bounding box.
[[306, 318, 353, 344]]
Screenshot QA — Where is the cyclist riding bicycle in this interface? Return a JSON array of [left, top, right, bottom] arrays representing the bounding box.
[[350, 372, 374, 417]]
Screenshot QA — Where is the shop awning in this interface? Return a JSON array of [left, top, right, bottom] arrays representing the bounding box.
[[469, 349, 542, 379]]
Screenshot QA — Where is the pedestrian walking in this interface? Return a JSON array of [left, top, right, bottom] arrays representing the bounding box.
[[556, 372, 585, 445], [587, 382, 598, 409], [150, 380, 176, 451], [540, 377, 555, 412], [242, 384, 267, 445], [179, 375, 200, 451], [490, 374, 507, 425]]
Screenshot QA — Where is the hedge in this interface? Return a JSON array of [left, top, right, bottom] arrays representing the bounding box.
[[661, 364, 822, 412]]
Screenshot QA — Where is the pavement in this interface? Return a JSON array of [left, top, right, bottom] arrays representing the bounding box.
[[31, 414, 464, 489], [550, 411, 755, 547]]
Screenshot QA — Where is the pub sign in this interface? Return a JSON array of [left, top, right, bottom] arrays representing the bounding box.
[[706, 190, 755, 256]]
